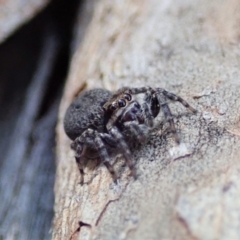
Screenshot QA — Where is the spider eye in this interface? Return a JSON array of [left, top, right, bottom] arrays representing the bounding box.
[[124, 93, 132, 101], [118, 99, 126, 107], [110, 102, 117, 111]]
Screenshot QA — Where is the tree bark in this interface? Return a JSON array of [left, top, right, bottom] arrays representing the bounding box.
[[54, 0, 240, 239]]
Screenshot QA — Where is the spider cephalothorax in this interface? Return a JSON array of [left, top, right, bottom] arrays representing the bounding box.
[[64, 86, 196, 185]]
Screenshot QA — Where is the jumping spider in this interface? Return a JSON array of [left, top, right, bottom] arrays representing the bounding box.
[[64, 86, 196, 184]]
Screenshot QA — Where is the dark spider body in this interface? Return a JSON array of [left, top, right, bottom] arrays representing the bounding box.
[[64, 88, 112, 141], [64, 87, 196, 184]]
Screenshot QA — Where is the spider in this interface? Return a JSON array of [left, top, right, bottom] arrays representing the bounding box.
[[64, 86, 196, 184]]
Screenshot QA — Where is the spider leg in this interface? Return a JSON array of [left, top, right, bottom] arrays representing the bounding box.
[[123, 121, 148, 143], [99, 133, 118, 148], [123, 87, 196, 113], [71, 142, 85, 185], [142, 102, 154, 127], [109, 127, 136, 179], [128, 86, 153, 95], [74, 129, 117, 183], [157, 88, 197, 113], [75, 157, 85, 185], [158, 96, 180, 144], [127, 86, 196, 114]]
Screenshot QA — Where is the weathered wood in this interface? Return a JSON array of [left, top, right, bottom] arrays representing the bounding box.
[[0, 0, 50, 43], [54, 0, 240, 239], [0, 33, 57, 240]]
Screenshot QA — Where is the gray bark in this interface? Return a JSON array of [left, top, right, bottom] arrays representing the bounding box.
[[54, 0, 240, 239]]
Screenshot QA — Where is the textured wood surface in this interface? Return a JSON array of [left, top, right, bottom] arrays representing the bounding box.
[[0, 1, 80, 239], [0, 0, 49, 43], [54, 0, 240, 239], [0, 33, 57, 240]]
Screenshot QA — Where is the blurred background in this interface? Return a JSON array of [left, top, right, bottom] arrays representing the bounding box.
[[0, 0, 82, 239]]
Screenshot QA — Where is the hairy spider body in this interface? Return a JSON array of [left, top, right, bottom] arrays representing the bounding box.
[[64, 88, 112, 141], [64, 87, 196, 184]]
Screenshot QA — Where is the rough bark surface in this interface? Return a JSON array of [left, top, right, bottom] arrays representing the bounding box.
[[54, 0, 240, 239]]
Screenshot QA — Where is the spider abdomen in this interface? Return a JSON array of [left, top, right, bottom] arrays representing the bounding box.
[[64, 88, 112, 140]]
